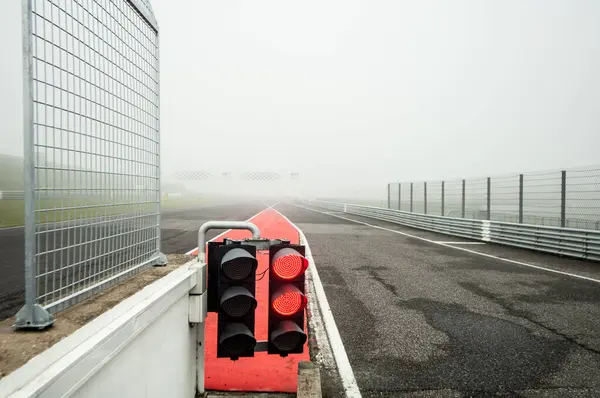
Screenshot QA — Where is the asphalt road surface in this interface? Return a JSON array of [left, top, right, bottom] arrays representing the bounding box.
[[275, 203, 600, 397], [0, 200, 268, 321]]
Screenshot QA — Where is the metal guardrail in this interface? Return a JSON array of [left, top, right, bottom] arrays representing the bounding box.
[[0, 191, 25, 200], [304, 200, 600, 262]]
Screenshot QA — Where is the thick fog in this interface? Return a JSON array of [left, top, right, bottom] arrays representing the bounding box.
[[2, 1, 600, 200]]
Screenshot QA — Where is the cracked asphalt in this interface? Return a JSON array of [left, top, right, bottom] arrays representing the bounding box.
[[275, 203, 600, 397]]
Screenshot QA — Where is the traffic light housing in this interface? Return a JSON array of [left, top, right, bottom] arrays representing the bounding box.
[[210, 242, 258, 359], [268, 243, 308, 356]]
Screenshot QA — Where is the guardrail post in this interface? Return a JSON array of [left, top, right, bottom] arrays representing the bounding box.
[[410, 182, 414, 212], [424, 182, 428, 214], [519, 174, 524, 223], [398, 183, 401, 210], [561, 170, 566, 228], [387, 183, 391, 209], [461, 179, 466, 218], [441, 181, 445, 216], [486, 177, 491, 220]]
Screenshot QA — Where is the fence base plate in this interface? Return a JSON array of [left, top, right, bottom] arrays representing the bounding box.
[[154, 252, 168, 267], [13, 304, 54, 330]]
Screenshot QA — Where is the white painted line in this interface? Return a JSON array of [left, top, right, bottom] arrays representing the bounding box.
[[434, 242, 487, 245], [273, 208, 362, 398], [295, 204, 600, 285], [184, 203, 279, 255]]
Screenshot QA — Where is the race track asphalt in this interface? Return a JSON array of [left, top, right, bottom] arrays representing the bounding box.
[[275, 203, 600, 397]]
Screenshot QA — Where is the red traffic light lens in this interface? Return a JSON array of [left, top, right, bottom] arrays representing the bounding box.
[[272, 251, 308, 280], [271, 285, 307, 316]]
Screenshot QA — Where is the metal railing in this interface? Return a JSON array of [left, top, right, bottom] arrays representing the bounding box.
[[386, 166, 600, 231], [0, 191, 25, 200], [16, 0, 164, 329], [304, 200, 600, 262]]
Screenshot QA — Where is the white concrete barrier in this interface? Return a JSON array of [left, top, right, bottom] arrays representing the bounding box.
[[0, 262, 201, 398]]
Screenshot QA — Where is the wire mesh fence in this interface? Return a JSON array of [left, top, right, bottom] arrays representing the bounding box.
[[386, 165, 600, 232], [16, 0, 164, 329]]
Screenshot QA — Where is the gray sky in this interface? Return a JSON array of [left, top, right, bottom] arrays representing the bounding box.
[[153, 0, 600, 194], [2, 0, 599, 198]]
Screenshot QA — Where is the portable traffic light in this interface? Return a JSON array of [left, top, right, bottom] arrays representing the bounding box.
[[268, 244, 308, 356], [211, 242, 258, 359]]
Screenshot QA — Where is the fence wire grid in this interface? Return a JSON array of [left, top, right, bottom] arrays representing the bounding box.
[[385, 165, 600, 231], [17, 0, 163, 328]]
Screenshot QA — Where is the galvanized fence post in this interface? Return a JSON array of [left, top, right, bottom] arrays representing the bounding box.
[[398, 183, 401, 210], [487, 177, 491, 220], [410, 182, 414, 213], [424, 182, 428, 214], [387, 183, 391, 209], [15, 0, 53, 329], [561, 170, 567, 228], [519, 174, 524, 223], [441, 181, 445, 216], [154, 26, 166, 267], [461, 179, 466, 218]]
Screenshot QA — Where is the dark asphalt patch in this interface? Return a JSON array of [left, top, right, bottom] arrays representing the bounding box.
[[393, 298, 570, 393]]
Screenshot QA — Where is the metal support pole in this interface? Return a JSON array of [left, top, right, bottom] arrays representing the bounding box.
[[153, 26, 167, 267], [424, 182, 428, 214], [14, 0, 53, 330], [398, 183, 401, 210], [441, 181, 445, 216], [192, 221, 261, 395], [410, 182, 414, 213], [461, 179, 466, 218], [196, 221, 261, 264], [487, 177, 491, 220], [387, 183, 391, 209], [561, 170, 567, 228], [519, 174, 524, 223]]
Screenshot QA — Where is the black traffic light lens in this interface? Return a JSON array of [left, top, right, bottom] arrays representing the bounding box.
[[271, 320, 307, 352], [219, 323, 257, 356], [220, 286, 257, 317], [221, 248, 258, 281]]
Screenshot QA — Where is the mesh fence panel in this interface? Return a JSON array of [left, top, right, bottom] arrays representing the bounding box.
[[522, 171, 562, 227], [565, 166, 600, 230], [412, 182, 425, 214], [426, 181, 443, 216], [389, 183, 399, 209], [444, 179, 463, 218], [21, 0, 161, 323], [464, 178, 487, 220], [400, 183, 411, 212], [387, 166, 599, 230], [490, 174, 520, 223]]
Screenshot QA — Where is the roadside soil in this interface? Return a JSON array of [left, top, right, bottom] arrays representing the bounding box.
[[0, 253, 192, 379]]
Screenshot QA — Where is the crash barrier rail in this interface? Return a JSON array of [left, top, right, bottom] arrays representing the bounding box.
[[304, 200, 600, 262], [16, 0, 163, 329]]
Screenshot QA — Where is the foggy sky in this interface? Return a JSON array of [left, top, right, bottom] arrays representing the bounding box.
[[2, 0, 600, 198]]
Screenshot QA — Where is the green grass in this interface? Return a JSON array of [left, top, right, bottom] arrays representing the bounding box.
[[0, 198, 158, 228], [0, 200, 24, 228], [0, 194, 215, 227]]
